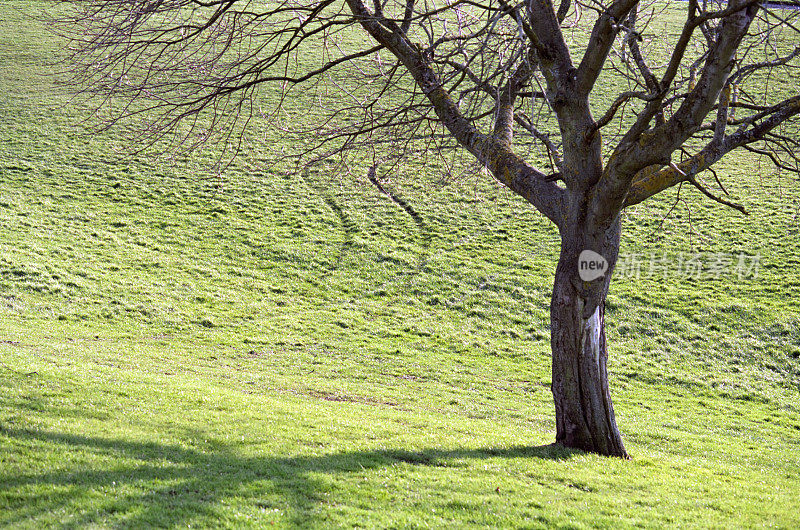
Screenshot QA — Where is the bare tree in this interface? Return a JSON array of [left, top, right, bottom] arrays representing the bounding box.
[[54, 0, 800, 457]]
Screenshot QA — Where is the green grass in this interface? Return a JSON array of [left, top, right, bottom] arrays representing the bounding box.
[[1, 1, 800, 528]]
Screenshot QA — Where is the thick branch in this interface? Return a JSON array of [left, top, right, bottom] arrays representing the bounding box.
[[525, 0, 575, 97], [345, 0, 566, 224], [575, 0, 639, 95], [591, 0, 760, 225], [624, 96, 800, 207]]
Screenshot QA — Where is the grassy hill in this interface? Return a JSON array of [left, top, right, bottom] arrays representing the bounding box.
[[1, 1, 799, 527]]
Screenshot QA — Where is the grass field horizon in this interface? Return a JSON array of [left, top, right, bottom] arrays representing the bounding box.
[[1, 1, 800, 527]]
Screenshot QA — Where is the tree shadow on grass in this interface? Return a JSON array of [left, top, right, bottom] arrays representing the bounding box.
[[0, 425, 576, 528]]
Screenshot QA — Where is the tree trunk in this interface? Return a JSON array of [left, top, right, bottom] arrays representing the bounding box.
[[550, 217, 629, 458]]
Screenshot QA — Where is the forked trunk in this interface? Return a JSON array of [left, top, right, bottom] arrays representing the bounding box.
[[550, 218, 629, 458]]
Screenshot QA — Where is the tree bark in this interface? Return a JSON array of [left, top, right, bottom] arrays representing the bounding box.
[[550, 216, 629, 458]]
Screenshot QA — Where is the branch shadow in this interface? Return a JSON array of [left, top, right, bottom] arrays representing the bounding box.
[[0, 426, 576, 528]]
